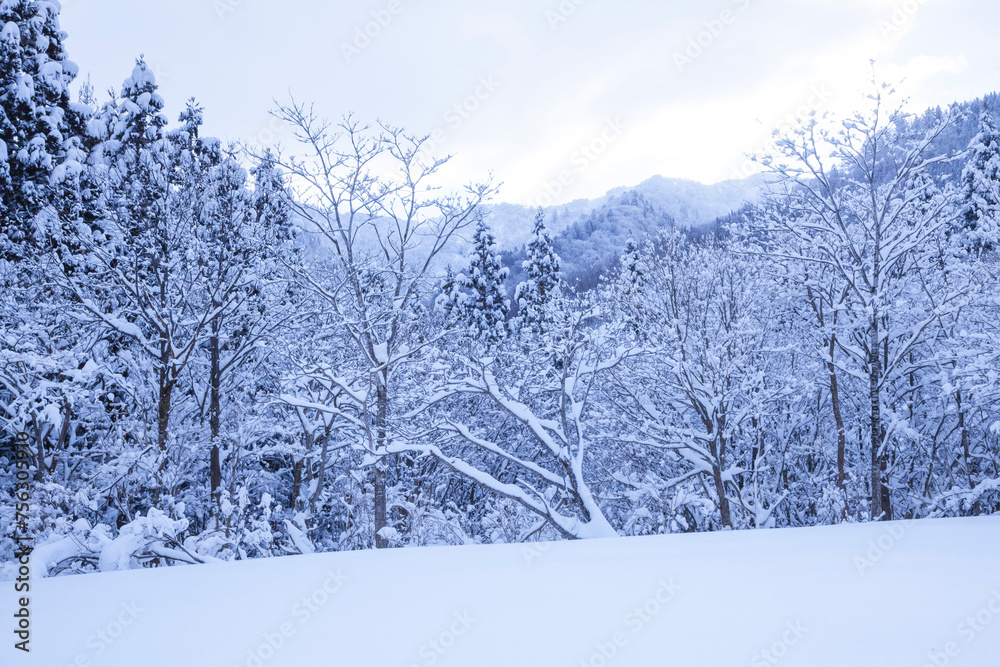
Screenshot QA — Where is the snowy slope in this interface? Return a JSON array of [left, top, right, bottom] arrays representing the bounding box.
[[485, 174, 763, 250], [9, 517, 1000, 667], [428, 174, 763, 275]]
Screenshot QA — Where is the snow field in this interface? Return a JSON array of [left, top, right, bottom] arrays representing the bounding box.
[[4, 516, 998, 667]]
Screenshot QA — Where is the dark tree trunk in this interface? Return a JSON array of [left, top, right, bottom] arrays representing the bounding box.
[[710, 435, 732, 529], [828, 335, 848, 520], [869, 303, 887, 521], [209, 317, 222, 516], [374, 381, 389, 548]]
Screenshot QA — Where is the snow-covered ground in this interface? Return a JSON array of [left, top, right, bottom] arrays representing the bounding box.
[[8, 517, 1000, 667]]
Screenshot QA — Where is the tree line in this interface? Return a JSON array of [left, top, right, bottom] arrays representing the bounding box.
[[1, 4, 998, 574]]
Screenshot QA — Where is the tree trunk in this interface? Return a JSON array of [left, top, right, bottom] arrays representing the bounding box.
[[869, 309, 884, 521], [158, 332, 172, 453], [711, 436, 732, 529], [309, 433, 330, 517], [291, 457, 304, 512], [373, 381, 389, 548], [209, 317, 222, 518], [956, 389, 979, 515], [827, 335, 848, 519]]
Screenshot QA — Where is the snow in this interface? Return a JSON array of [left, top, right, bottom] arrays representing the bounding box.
[[24, 536, 78, 577], [14, 72, 34, 103], [98, 533, 142, 573], [1, 21, 18, 43], [8, 517, 999, 667]]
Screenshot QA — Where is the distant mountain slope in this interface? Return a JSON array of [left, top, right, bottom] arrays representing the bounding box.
[[413, 174, 763, 293], [484, 174, 764, 251]]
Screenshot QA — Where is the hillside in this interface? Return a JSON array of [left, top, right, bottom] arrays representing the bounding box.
[[428, 175, 763, 287], [9, 517, 999, 667]]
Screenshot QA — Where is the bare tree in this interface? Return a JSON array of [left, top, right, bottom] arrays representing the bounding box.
[[400, 307, 630, 540], [268, 102, 495, 547], [757, 82, 965, 520]]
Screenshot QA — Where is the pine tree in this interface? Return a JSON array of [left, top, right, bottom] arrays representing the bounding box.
[[0, 0, 87, 261], [621, 236, 646, 292], [461, 216, 509, 343], [250, 148, 295, 250], [515, 207, 561, 333], [91, 57, 172, 250], [81, 59, 203, 455], [435, 265, 462, 324], [960, 109, 1000, 249]]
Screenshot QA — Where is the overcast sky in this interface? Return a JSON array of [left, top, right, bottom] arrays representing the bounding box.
[[61, 0, 1000, 205]]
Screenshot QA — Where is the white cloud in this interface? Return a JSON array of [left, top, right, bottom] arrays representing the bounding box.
[[62, 0, 998, 205]]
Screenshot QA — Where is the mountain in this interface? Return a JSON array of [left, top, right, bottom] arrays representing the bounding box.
[[494, 175, 762, 292], [484, 174, 764, 250], [419, 174, 764, 293]]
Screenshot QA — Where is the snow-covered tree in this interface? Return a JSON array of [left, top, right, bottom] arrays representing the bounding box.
[[267, 105, 496, 548], [620, 235, 646, 292], [515, 207, 561, 333], [607, 233, 801, 530], [434, 265, 462, 324], [756, 83, 966, 521], [0, 0, 87, 261], [0, 0, 91, 478], [63, 62, 220, 474], [960, 109, 1000, 249], [460, 216, 509, 343], [402, 307, 632, 539]]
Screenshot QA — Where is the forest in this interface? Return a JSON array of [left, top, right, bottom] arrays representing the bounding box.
[[2, 2, 999, 577]]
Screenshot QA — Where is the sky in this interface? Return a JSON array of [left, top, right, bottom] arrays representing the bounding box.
[[60, 0, 1000, 206]]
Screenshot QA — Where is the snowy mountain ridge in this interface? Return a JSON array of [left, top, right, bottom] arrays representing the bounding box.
[[484, 173, 765, 251]]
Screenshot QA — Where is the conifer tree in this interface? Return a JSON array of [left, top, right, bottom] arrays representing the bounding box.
[[515, 207, 561, 333], [78, 59, 210, 455], [0, 0, 87, 261], [621, 236, 646, 292], [961, 109, 1000, 249], [435, 265, 462, 324], [250, 148, 295, 248], [462, 216, 509, 343]]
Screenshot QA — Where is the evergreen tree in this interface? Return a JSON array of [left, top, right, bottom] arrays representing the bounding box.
[[81, 59, 204, 455], [250, 148, 295, 249], [961, 109, 1000, 249], [435, 264, 462, 324], [515, 207, 561, 333], [0, 0, 88, 261], [621, 236, 646, 292], [461, 216, 509, 343]]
